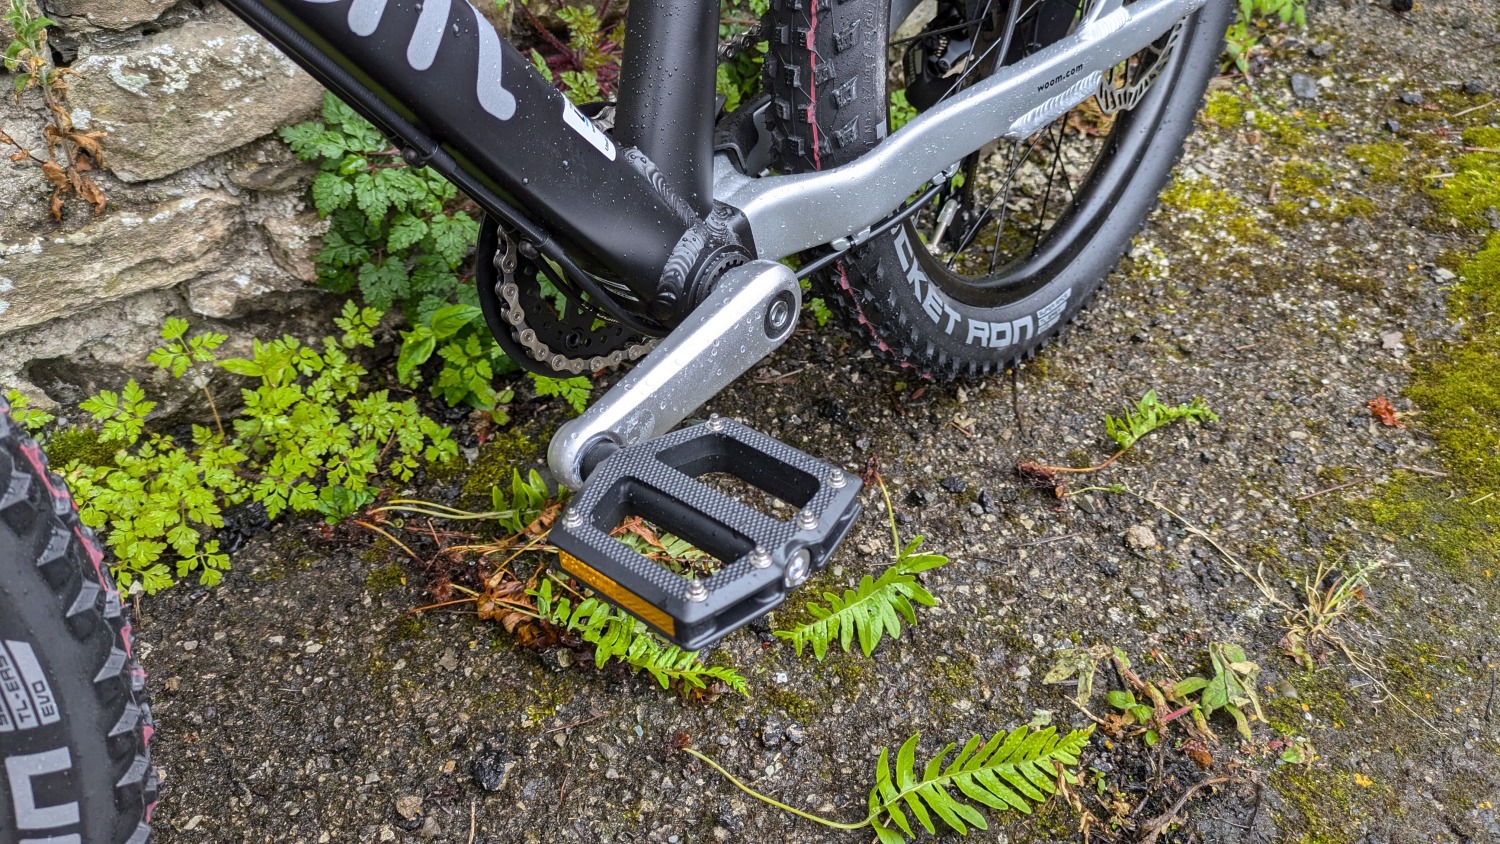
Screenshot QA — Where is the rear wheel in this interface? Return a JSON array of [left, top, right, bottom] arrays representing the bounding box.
[[0, 398, 156, 843], [764, 0, 1235, 378]]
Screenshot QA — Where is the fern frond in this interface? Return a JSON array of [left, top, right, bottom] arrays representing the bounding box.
[[528, 577, 749, 696], [867, 726, 1093, 842], [775, 537, 948, 659], [1104, 390, 1219, 451]]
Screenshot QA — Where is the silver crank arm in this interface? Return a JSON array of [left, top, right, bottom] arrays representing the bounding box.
[[714, 0, 1207, 261], [547, 260, 801, 490]]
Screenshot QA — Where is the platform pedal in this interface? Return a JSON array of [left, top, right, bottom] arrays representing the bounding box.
[[549, 415, 862, 651]]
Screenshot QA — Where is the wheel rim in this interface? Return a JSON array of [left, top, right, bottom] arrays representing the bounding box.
[[889, 0, 1193, 309]]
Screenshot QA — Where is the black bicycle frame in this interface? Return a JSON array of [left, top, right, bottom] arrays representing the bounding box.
[[219, 0, 723, 320]]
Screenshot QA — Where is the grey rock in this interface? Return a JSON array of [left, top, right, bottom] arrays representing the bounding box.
[[1398, 90, 1424, 105], [1310, 41, 1333, 58], [940, 475, 968, 493], [69, 9, 324, 182], [1124, 524, 1157, 551], [471, 743, 516, 792], [394, 794, 423, 821], [1380, 330, 1405, 351], [784, 724, 806, 745], [1290, 73, 1319, 100], [1463, 79, 1488, 96], [42, 0, 172, 30], [0, 192, 241, 334]]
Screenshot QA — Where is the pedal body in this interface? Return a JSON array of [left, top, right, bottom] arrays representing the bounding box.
[[550, 417, 861, 651]]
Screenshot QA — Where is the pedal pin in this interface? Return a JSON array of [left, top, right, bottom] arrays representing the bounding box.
[[749, 546, 772, 569], [796, 508, 819, 531], [784, 550, 811, 588], [562, 508, 583, 528], [828, 468, 848, 489], [685, 579, 709, 602], [707, 413, 726, 432]]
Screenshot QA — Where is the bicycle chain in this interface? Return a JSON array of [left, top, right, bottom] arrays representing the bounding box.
[[494, 24, 766, 375], [491, 230, 657, 375], [718, 21, 765, 62]]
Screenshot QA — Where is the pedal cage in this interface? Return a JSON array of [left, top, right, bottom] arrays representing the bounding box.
[[549, 416, 862, 651]]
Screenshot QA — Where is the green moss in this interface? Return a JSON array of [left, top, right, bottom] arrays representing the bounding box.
[[45, 427, 115, 469], [1434, 139, 1500, 229], [763, 686, 818, 721], [1410, 234, 1500, 489], [459, 428, 538, 507], [365, 561, 407, 593], [1159, 175, 1268, 244], [1345, 141, 1410, 184], [1248, 106, 1328, 151], [391, 614, 426, 642], [1202, 90, 1246, 129], [1275, 765, 1397, 843]]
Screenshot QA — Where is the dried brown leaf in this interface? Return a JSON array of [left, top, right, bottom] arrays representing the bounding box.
[[1367, 396, 1404, 428]]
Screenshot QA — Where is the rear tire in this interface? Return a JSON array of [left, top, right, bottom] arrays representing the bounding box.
[[765, 0, 1236, 378], [0, 398, 156, 844]]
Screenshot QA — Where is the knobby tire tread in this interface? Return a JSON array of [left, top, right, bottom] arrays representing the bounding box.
[[763, 0, 1234, 380], [0, 397, 156, 844]]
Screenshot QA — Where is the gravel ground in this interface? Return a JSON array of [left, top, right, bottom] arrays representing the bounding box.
[[137, 2, 1500, 842]]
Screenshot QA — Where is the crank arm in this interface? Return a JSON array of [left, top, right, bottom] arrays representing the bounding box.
[[548, 260, 801, 490]]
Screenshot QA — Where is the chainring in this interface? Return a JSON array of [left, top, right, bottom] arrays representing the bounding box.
[[475, 216, 656, 378]]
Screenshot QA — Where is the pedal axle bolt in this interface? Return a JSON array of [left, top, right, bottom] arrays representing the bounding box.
[[707, 413, 726, 432], [828, 468, 847, 489], [796, 508, 819, 531], [562, 508, 583, 528], [749, 546, 772, 569], [685, 579, 708, 602], [784, 550, 811, 588]]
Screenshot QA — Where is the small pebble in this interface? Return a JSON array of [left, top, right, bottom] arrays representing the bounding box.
[[1124, 524, 1157, 551], [1290, 73, 1318, 100], [1463, 79, 1488, 96], [1398, 90, 1424, 105], [1310, 41, 1332, 58], [940, 476, 967, 494]]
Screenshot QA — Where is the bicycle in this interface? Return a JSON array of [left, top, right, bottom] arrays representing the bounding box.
[[1, 0, 1232, 839]]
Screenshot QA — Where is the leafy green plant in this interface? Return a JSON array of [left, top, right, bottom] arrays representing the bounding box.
[[4, 389, 54, 434], [62, 307, 458, 592], [1020, 389, 1216, 481], [532, 577, 748, 696], [529, 372, 592, 415], [523, 2, 624, 105], [775, 539, 946, 658], [281, 94, 481, 318], [685, 725, 1092, 842], [1104, 389, 1217, 451], [775, 479, 949, 659], [1225, 0, 1308, 73]]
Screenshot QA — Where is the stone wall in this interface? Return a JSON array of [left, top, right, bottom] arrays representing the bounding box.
[[0, 0, 332, 409]]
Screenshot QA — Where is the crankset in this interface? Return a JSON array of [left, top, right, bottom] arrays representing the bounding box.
[[544, 259, 861, 650], [475, 217, 657, 377]]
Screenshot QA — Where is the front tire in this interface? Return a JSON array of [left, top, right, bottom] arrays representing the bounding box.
[[0, 399, 157, 844], [765, 0, 1236, 378]]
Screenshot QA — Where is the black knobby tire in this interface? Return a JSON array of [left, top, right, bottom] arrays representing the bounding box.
[[0, 399, 156, 844], [765, 0, 1236, 378]]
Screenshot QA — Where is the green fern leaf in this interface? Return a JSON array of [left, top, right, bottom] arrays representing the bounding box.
[[868, 727, 1092, 841], [774, 537, 946, 659]]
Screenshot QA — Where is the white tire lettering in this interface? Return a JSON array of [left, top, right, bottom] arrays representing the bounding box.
[[6, 747, 80, 831]]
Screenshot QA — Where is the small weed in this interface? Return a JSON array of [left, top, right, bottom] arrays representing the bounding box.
[[62, 306, 458, 593], [1280, 559, 1379, 671], [1019, 390, 1216, 484], [775, 477, 950, 659], [2, 0, 106, 219], [530, 577, 748, 697], [4, 389, 54, 434], [685, 724, 1092, 842]]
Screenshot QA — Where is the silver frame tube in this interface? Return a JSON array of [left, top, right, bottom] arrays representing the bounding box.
[[713, 0, 1207, 261]]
